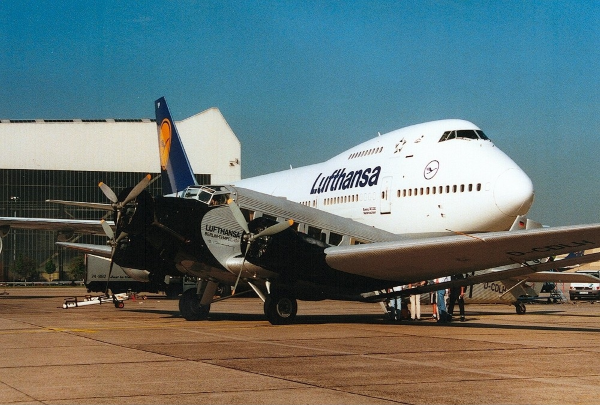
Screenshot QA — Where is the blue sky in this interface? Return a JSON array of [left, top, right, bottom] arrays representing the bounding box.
[[1, 1, 598, 226]]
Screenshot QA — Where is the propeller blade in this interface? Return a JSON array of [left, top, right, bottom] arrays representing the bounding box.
[[233, 244, 252, 295], [98, 182, 118, 203], [227, 198, 250, 233], [115, 231, 128, 243], [231, 242, 250, 295], [232, 264, 243, 295], [100, 219, 114, 240], [105, 256, 115, 295], [253, 219, 294, 240], [122, 174, 152, 205]]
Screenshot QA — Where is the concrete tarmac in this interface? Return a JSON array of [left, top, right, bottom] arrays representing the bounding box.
[[1, 287, 600, 404]]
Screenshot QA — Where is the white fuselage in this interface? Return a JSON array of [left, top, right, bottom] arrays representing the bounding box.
[[234, 119, 534, 236]]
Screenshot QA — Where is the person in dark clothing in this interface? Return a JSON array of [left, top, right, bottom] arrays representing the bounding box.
[[447, 274, 466, 322]]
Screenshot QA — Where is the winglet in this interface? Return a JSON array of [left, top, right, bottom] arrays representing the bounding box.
[[155, 97, 198, 195]]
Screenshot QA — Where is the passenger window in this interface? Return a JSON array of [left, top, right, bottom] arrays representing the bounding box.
[[329, 232, 343, 246], [262, 214, 277, 222], [307, 226, 321, 239]]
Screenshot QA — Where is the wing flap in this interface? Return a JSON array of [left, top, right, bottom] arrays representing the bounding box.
[[325, 223, 600, 282]]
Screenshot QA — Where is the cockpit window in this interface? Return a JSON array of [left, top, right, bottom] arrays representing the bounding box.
[[438, 130, 490, 142], [197, 191, 213, 204], [182, 185, 230, 206], [208, 193, 228, 206], [183, 188, 200, 198], [456, 130, 479, 140], [476, 130, 489, 140]]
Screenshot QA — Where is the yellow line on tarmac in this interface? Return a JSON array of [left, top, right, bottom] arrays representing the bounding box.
[[0, 319, 271, 335]]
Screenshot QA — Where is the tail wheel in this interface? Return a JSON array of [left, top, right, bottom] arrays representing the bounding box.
[[515, 302, 526, 314], [264, 294, 297, 325], [179, 288, 210, 321]]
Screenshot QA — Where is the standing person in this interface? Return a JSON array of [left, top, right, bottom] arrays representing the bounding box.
[[436, 276, 450, 323], [448, 274, 466, 322], [409, 281, 425, 320], [429, 281, 438, 320], [387, 286, 403, 321]]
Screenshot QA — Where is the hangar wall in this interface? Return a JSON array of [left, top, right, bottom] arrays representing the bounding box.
[[0, 107, 240, 182], [0, 107, 241, 281]]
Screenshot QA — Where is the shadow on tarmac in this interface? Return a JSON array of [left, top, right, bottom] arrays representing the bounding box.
[[125, 307, 600, 333]]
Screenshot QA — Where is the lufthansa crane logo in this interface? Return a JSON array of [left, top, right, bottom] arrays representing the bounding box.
[[424, 160, 439, 180], [159, 118, 172, 170]]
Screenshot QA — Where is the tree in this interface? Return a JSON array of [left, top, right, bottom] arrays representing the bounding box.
[[68, 255, 86, 280], [44, 260, 57, 281], [11, 253, 38, 281]]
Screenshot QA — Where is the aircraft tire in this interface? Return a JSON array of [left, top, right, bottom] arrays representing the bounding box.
[[164, 284, 182, 299], [264, 294, 297, 325], [515, 302, 526, 315], [217, 284, 232, 297], [179, 288, 210, 321]]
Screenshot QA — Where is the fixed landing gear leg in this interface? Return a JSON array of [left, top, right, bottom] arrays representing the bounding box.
[[178, 279, 218, 321]]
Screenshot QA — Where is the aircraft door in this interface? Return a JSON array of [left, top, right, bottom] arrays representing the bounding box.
[[380, 176, 392, 214]]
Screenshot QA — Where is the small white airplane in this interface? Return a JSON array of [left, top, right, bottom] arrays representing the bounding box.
[[451, 265, 588, 315], [1, 97, 599, 324]]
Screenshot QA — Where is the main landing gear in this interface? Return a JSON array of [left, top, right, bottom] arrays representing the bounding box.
[[178, 280, 217, 321], [263, 293, 297, 325], [177, 279, 299, 325], [514, 301, 527, 314]]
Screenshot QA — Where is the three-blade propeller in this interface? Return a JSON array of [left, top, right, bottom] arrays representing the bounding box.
[[99, 174, 151, 221], [98, 175, 151, 295], [227, 198, 293, 293]]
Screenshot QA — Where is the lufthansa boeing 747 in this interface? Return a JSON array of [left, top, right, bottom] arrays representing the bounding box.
[[1, 97, 599, 324]]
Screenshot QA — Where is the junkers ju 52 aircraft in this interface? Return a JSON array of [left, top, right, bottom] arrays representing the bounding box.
[[1, 97, 599, 324]]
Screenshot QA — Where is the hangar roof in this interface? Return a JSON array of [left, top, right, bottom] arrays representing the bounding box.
[[0, 107, 241, 184]]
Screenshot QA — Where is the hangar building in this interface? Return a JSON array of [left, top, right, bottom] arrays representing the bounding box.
[[0, 107, 241, 281]]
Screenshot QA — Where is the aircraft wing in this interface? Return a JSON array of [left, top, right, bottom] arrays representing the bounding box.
[[366, 251, 600, 301], [0, 217, 111, 236], [510, 271, 600, 283], [55, 242, 112, 258], [325, 223, 600, 283]]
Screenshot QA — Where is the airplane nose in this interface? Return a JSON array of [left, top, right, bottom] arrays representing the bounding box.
[[494, 168, 535, 216]]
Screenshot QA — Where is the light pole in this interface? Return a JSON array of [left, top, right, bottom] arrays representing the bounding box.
[[9, 196, 19, 279]]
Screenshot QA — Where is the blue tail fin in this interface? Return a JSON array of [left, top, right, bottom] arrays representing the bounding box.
[[155, 97, 198, 195]]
